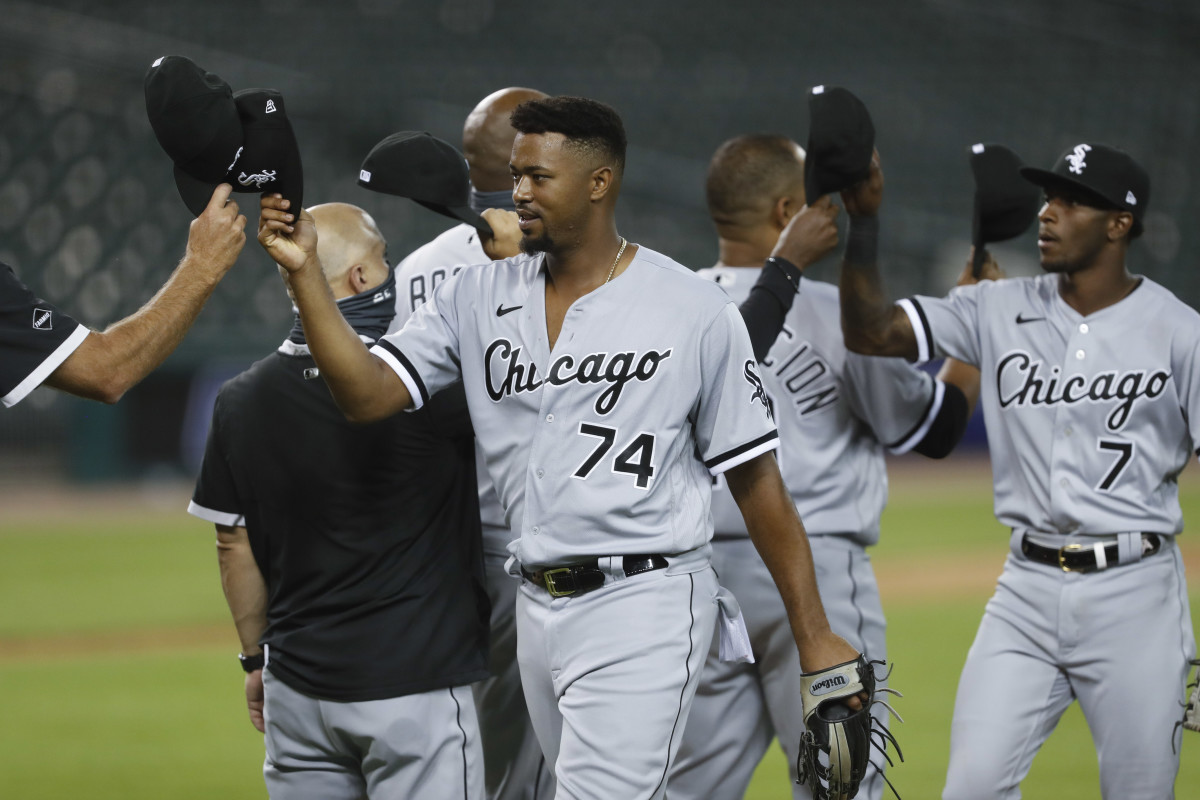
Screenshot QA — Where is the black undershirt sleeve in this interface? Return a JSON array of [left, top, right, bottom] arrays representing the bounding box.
[[739, 257, 802, 362], [912, 380, 969, 459]]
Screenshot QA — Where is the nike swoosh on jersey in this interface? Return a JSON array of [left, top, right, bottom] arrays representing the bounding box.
[[1015, 313, 1046, 324], [496, 304, 523, 317]]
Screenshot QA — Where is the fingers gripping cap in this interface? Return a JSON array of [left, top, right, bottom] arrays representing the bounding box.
[[358, 131, 490, 234], [1019, 142, 1150, 236], [969, 143, 1041, 246], [804, 85, 875, 200]]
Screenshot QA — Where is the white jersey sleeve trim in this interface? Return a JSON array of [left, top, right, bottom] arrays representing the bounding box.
[[369, 340, 427, 411], [897, 298, 932, 364], [187, 500, 245, 528], [705, 430, 780, 476], [2, 324, 90, 408], [887, 379, 944, 454]]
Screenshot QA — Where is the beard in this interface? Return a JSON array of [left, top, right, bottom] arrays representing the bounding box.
[[520, 232, 556, 256]]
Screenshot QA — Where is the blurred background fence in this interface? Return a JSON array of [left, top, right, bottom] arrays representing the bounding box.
[[1, 0, 1197, 483]]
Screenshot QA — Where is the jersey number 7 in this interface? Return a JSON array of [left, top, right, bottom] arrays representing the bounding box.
[[573, 422, 656, 489], [1096, 439, 1134, 492]]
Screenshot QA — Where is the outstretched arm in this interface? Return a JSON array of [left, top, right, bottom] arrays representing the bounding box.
[[725, 452, 863, 684], [45, 184, 246, 403], [258, 195, 411, 422], [838, 154, 919, 360]]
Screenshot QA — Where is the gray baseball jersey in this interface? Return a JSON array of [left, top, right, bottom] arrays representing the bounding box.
[[701, 267, 944, 545], [901, 275, 1200, 536], [371, 246, 778, 567], [390, 223, 508, 547]]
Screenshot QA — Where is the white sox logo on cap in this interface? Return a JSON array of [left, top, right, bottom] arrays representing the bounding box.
[[1066, 144, 1092, 175], [238, 169, 277, 188]]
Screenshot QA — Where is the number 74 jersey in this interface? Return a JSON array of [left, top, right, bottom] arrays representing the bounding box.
[[371, 247, 778, 567], [901, 274, 1200, 536]]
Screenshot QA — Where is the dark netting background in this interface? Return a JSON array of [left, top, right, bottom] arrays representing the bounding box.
[[1, 0, 1197, 478]]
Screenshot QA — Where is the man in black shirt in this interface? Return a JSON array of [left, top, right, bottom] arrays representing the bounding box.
[[188, 201, 489, 799], [1, 184, 245, 407]]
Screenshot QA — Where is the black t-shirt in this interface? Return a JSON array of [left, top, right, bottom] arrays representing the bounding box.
[[190, 348, 489, 702], [1, 264, 87, 407]]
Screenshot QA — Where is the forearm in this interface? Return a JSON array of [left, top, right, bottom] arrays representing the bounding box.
[[286, 260, 411, 422], [726, 455, 832, 668], [46, 254, 221, 403], [839, 216, 916, 359], [740, 258, 801, 362], [216, 525, 267, 655]]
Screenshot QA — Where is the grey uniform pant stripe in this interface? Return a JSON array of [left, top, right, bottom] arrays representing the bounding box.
[[652, 572, 698, 798]]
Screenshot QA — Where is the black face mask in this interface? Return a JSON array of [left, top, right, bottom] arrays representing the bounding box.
[[469, 186, 516, 213], [288, 268, 397, 345]]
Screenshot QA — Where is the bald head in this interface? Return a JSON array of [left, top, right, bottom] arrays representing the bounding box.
[[308, 203, 390, 299], [706, 135, 806, 231], [463, 87, 548, 191]]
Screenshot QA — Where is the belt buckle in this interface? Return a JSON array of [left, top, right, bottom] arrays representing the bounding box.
[[542, 567, 576, 597], [1058, 543, 1086, 572]]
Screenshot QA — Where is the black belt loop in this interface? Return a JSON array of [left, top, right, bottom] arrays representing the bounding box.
[[522, 554, 669, 597], [1020, 533, 1161, 573]]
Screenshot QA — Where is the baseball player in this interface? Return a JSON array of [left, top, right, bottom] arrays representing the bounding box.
[[835, 146, 1196, 798], [388, 87, 556, 800], [189, 201, 489, 799], [1, 183, 244, 408], [669, 135, 977, 800], [257, 95, 861, 800]]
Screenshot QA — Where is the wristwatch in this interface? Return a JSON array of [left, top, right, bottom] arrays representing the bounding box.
[[238, 652, 265, 673]]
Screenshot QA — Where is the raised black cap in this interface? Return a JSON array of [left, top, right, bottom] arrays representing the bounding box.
[[358, 131, 489, 233], [804, 85, 875, 200]]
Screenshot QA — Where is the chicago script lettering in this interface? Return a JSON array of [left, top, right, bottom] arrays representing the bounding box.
[[485, 338, 672, 414], [996, 351, 1170, 430]]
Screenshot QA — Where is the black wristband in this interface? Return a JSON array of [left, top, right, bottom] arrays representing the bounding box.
[[845, 216, 879, 265], [238, 652, 265, 673], [763, 257, 802, 295]]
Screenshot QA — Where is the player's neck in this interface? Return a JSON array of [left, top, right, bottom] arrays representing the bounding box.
[[714, 227, 775, 268], [544, 230, 628, 297], [1056, 259, 1139, 317]]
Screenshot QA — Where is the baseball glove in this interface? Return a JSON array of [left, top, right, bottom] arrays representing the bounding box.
[[796, 655, 904, 800]]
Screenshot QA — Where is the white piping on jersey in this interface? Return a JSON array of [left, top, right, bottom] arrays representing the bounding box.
[[888, 379, 945, 454], [187, 499, 245, 528], [2, 323, 90, 407], [897, 299, 931, 363]]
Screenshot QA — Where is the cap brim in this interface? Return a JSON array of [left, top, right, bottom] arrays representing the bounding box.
[[174, 164, 219, 217], [415, 200, 492, 235]]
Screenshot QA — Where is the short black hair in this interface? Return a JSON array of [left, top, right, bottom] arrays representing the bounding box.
[[706, 135, 805, 227], [510, 96, 627, 174]]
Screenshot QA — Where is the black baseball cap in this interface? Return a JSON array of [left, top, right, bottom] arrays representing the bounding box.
[[804, 85, 875, 200], [969, 143, 1041, 246], [145, 56, 304, 217], [357, 131, 490, 234], [1020, 143, 1149, 236]]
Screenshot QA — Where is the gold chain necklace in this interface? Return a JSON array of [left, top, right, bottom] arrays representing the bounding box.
[[605, 237, 628, 284]]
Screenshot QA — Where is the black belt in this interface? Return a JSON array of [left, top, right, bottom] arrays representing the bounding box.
[[1020, 533, 1161, 573], [522, 554, 668, 597]]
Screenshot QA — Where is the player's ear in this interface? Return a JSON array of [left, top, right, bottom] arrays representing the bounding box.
[[1108, 211, 1134, 242], [773, 196, 795, 231], [589, 166, 614, 202]]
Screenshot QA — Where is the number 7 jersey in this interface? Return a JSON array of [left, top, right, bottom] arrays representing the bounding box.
[[901, 274, 1200, 536], [371, 246, 779, 567]]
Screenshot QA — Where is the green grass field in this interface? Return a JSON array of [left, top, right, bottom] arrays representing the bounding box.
[[1, 460, 1199, 798]]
